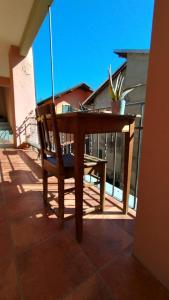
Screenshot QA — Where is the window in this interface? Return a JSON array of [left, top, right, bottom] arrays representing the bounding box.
[[62, 104, 73, 113]]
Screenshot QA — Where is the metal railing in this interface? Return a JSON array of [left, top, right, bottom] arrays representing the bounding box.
[[86, 102, 144, 209], [26, 102, 144, 210]]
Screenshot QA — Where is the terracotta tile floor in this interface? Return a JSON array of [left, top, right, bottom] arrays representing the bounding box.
[[0, 148, 169, 300]]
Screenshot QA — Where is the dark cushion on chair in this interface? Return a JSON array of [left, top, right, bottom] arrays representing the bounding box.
[[47, 153, 75, 168]]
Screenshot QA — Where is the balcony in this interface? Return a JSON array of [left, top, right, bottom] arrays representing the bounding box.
[[25, 102, 144, 211], [0, 148, 169, 299], [1, 0, 169, 294]]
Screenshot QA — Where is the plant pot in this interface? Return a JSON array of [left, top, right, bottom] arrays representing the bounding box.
[[111, 99, 126, 115]]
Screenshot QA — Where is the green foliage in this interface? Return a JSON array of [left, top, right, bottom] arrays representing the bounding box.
[[108, 65, 143, 101]]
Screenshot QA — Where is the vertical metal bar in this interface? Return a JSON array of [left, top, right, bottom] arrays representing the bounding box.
[[112, 133, 117, 196], [84, 137, 87, 154], [104, 133, 108, 159], [90, 134, 93, 155], [61, 133, 65, 154], [93, 134, 96, 156], [65, 133, 68, 154], [85, 135, 90, 154], [97, 133, 99, 157], [133, 103, 144, 209], [69, 134, 72, 153]]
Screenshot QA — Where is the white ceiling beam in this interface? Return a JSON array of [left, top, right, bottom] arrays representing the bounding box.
[[20, 0, 53, 56]]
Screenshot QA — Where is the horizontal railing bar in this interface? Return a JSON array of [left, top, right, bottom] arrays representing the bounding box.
[[126, 101, 145, 106]]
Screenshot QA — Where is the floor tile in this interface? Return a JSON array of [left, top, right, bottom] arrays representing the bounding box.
[[0, 201, 7, 223], [100, 253, 169, 300], [1, 183, 21, 202], [6, 190, 44, 219], [114, 218, 135, 236], [63, 274, 114, 300], [17, 235, 95, 300], [0, 258, 20, 300], [0, 220, 13, 262], [65, 218, 133, 269], [10, 208, 60, 254]]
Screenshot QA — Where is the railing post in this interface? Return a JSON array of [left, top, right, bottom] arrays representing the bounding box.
[[133, 103, 144, 208]]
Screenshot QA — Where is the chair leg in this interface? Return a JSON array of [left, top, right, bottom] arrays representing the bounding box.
[[100, 164, 106, 212], [43, 169, 48, 205], [58, 177, 65, 226]]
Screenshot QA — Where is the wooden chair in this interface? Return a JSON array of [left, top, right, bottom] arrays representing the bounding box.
[[36, 102, 107, 223]]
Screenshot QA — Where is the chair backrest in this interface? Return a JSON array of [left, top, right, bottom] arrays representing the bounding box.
[[35, 103, 64, 173]]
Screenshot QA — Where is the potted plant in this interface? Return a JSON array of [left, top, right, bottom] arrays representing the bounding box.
[[108, 65, 143, 115]]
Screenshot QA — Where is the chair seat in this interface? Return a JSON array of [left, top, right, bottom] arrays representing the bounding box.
[[47, 153, 75, 168], [47, 153, 107, 169], [45, 153, 107, 179]]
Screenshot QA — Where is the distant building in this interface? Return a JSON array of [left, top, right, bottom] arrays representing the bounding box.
[[83, 50, 149, 114], [36, 83, 93, 152], [83, 50, 149, 192], [39, 83, 93, 113]]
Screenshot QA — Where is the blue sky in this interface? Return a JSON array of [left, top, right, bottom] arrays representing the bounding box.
[[33, 0, 154, 103]]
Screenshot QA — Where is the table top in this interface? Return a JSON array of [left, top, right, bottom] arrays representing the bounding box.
[[55, 112, 136, 134], [56, 111, 135, 120]]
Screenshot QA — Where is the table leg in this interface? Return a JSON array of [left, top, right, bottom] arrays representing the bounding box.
[[74, 131, 85, 242], [123, 121, 135, 214]]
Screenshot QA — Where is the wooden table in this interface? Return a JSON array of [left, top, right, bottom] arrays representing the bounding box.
[[56, 112, 135, 242]]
